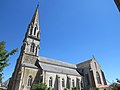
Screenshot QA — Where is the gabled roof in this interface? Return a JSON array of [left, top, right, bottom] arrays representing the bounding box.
[[38, 56, 80, 76], [77, 57, 100, 66], [77, 59, 92, 66]]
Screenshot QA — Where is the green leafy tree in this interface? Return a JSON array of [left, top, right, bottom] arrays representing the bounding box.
[[0, 41, 17, 76], [32, 82, 47, 90]]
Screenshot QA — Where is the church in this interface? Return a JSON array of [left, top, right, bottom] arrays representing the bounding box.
[[7, 5, 107, 90]]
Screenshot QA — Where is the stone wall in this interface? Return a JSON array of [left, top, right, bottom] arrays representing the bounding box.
[[19, 66, 41, 90], [43, 71, 81, 90]]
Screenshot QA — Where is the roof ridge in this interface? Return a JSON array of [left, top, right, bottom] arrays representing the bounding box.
[[38, 56, 77, 69], [77, 59, 92, 65]]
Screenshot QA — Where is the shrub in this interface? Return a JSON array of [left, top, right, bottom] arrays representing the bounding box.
[[32, 82, 47, 90], [64, 88, 68, 90], [48, 87, 54, 90], [95, 88, 99, 90]]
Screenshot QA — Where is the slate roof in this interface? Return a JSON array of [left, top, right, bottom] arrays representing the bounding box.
[[38, 56, 80, 76], [77, 59, 92, 66]]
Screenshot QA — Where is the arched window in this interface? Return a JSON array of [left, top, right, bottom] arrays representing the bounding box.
[[30, 29, 33, 35], [37, 32, 40, 38], [72, 79, 75, 87], [94, 62, 97, 69], [35, 47, 38, 55], [30, 25, 33, 35], [28, 75, 33, 86], [62, 78, 65, 87], [49, 77, 52, 87], [96, 72, 101, 84], [34, 27, 37, 35], [76, 78, 80, 88], [22, 43, 26, 51], [30, 43, 35, 53], [67, 76, 71, 89]]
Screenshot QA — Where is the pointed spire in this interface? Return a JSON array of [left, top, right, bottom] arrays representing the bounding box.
[[24, 4, 40, 39], [22, 4, 40, 56], [30, 4, 39, 25]]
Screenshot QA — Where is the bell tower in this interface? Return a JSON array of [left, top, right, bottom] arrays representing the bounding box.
[[7, 5, 41, 90], [17, 4, 41, 65]]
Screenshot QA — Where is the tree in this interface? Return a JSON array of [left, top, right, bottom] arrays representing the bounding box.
[[32, 82, 47, 90], [0, 41, 17, 76]]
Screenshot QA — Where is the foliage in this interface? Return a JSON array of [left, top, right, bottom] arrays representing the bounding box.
[[81, 88, 85, 90], [64, 88, 68, 90], [64, 88, 70, 90], [64, 87, 80, 90], [72, 87, 79, 90], [111, 83, 119, 90], [47, 87, 54, 90], [95, 88, 99, 90], [32, 82, 47, 90], [0, 41, 17, 76], [111, 87, 118, 90]]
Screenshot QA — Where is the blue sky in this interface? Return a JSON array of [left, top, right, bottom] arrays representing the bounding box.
[[0, 0, 120, 83]]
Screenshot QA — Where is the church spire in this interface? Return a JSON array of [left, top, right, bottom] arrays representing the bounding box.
[[22, 5, 40, 56], [24, 4, 40, 40], [30, 4, 39, 26]]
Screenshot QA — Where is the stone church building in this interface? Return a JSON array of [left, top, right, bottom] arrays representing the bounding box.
[[7, 5, 107, 90]]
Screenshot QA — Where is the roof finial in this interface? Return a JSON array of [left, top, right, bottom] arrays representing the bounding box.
[[37, 0, 40, 8]]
